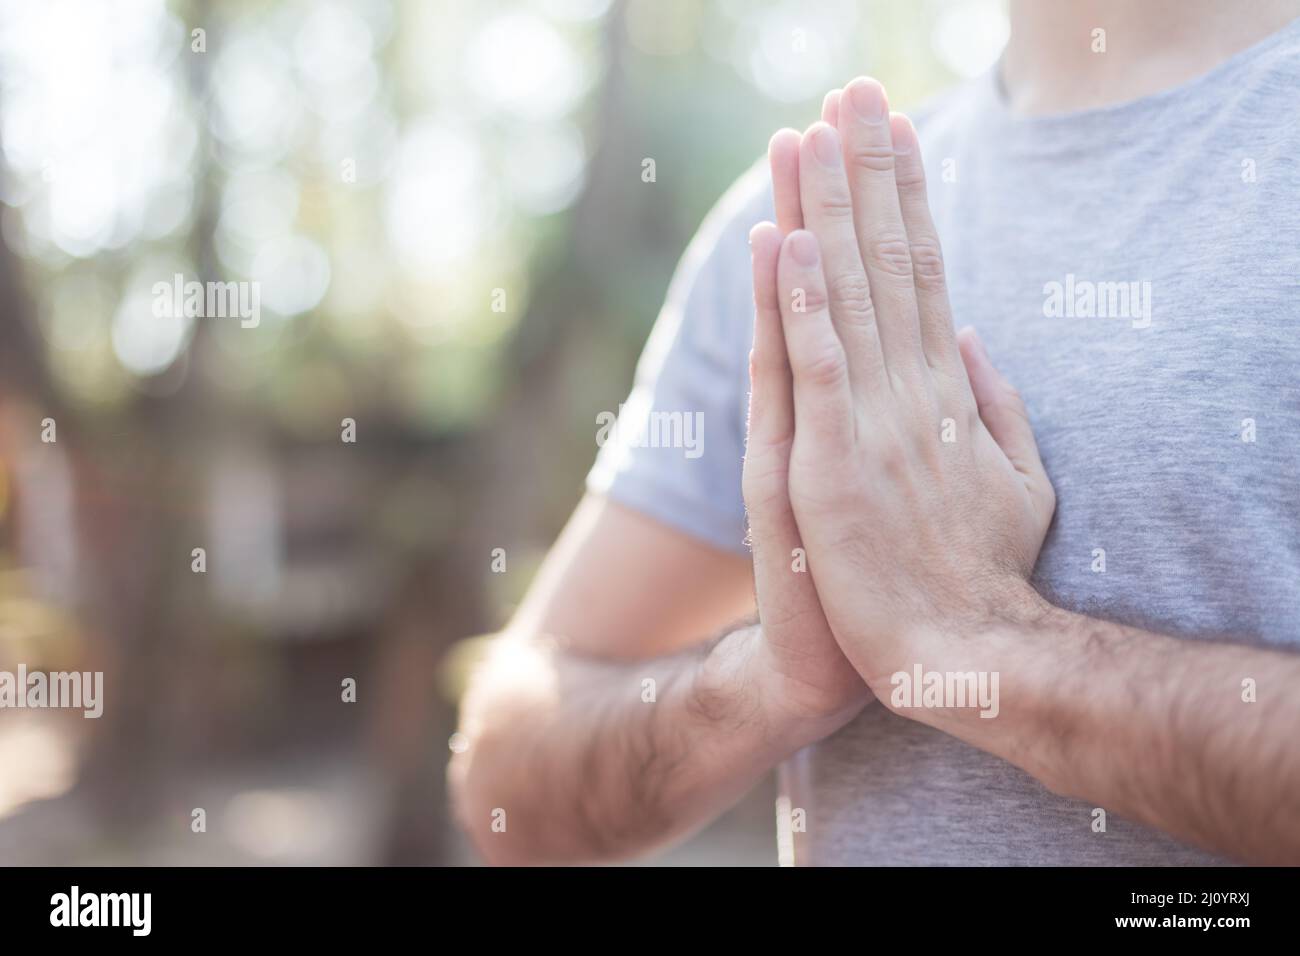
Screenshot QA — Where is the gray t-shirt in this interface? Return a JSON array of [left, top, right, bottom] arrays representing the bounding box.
[[588, 20, 1300, 865]]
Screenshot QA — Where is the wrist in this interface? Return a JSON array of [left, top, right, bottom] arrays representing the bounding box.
[[746, 627, 869, 752], [889, 581, 1074, 786], [992, 575, 1055, 629], [690, 624, 861, 759], [895, 573, 1052, 659]]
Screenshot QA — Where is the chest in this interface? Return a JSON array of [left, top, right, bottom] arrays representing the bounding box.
[[929, 165, 1300, 640]]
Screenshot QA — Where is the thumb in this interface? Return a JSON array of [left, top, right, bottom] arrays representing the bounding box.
[[957, 326, 1055, 518]]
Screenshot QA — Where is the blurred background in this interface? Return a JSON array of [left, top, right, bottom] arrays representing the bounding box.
[[0, 0, 1006, 864]]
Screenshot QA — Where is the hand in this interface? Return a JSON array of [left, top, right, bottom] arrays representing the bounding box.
[[739, 129, 870, 731], [759, 78, 1056, 696]]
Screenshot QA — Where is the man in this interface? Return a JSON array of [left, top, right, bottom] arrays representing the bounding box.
[[450, 0, 1300, 865]]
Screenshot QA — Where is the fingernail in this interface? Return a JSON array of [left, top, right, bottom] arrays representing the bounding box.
[[790, 231, 819, 267], [848, 78, 887, 123], [810, 125, 841, 167]]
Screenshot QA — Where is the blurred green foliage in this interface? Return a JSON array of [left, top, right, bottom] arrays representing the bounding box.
[[0, 0, 1005, 861]]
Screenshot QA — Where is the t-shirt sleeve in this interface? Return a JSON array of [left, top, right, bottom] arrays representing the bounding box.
[[586, 165, 771, 556]]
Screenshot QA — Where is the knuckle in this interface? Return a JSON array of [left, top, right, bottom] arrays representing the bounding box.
[[792, 284, 829, 314], [848, 141, 896, 174], [894, 163, 927, 189], [867, 235, 913, 278], [800, 345, 849, 389], [816, 193, 855, 221], [909, 236, 947, 288], [826, 272, 875, 321]]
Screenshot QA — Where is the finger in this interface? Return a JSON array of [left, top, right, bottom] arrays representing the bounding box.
[[743, 222, 817, 625], [890, 112, 962, 378], [957, 327, 1055, 519], [748, 221, 793, 446], [777, 230, 855, 450], [837, 77, 925, 382], [768, 129, 804, 234], [797, 122, 886, 400], [821, 88, 841, 126]]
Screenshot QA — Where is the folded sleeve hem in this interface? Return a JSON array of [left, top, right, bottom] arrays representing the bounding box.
[[587, 471, 751, 558]]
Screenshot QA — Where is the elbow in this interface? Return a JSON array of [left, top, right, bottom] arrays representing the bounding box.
[[447, 661, 566, 867], [446, 633, 638, 866], [445, 634, 549, 866], [446, 739, 539, 867]]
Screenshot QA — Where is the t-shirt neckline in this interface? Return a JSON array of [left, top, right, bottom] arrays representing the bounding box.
[[981, 14, 1300, 135]]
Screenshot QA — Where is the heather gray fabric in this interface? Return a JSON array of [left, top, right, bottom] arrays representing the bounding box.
[[587, 19, 1300, 865]]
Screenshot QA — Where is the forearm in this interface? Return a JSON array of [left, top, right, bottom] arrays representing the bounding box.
[[449, 623, 824, 865], [907, 593, 1300, 863]]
